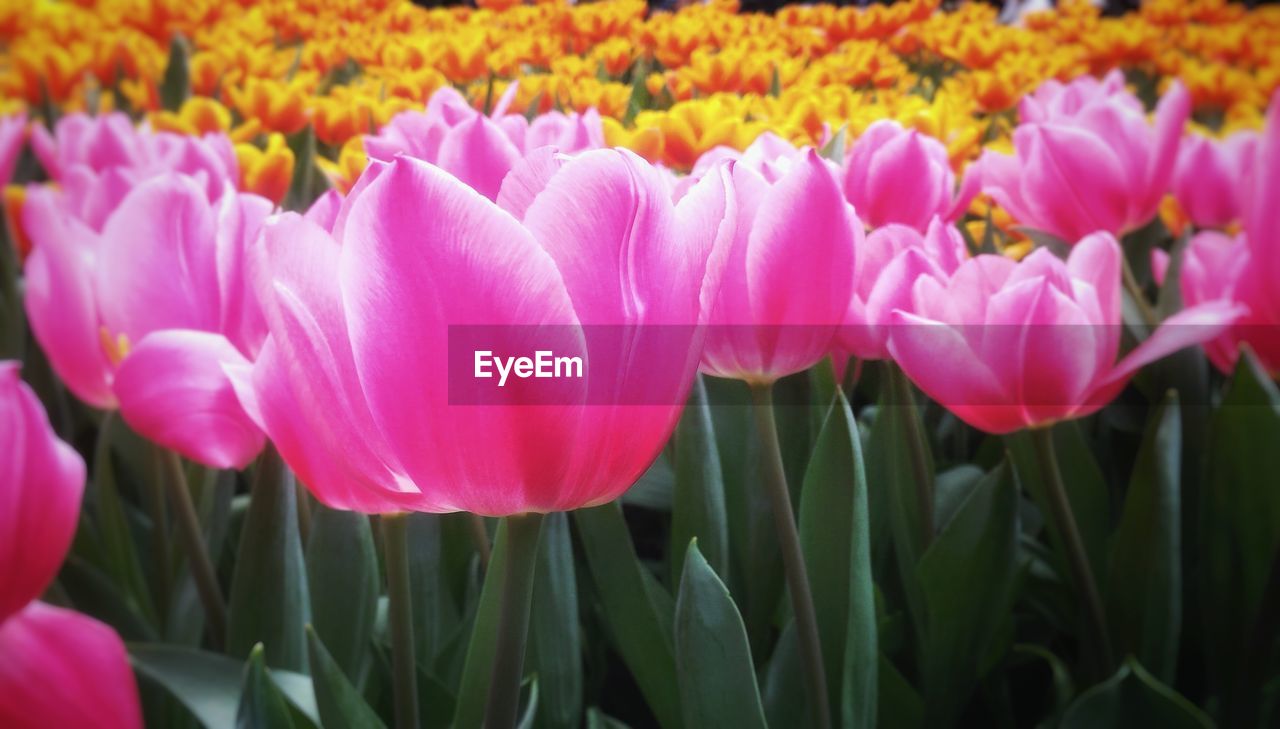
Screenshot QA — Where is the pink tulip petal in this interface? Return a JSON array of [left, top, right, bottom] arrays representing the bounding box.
[[340, 156, 583, 514], [114, 330, 265, 469], [1096, 300, 1246, 396], [887, 310, 1025, 434], [744, 149, 858, 377], [0, 602, 142, 729], [95, 174, 222, 345], [21, 188, 116, 408], [1018, 123, 1129, 240], [0, 364, 84, 623], [249, 212, 416, 506], [496, 146, 569, 221], [435, 115, 523, 200]]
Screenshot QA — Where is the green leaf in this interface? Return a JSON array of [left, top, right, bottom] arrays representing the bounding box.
[[670, 376, 729, 583], [586, 707, 632, 729], [623, 455, 674, 511], [1013, 226, 1072, 258], [674, 541, 767, 729], [89, 413, 158, 627], [1201, 350, 1280, 696], [239, 645, 298, 729], [1007, 422, 1111, 591], [306, 626, 387, 729], [1107, 392, 1181, 683], [866, 368, 934, 621], [306, 505, 378, 684], [761, 622, 804, 728], [798, 391, 876, 728], [406, 513, 463, 677], [877, 655, 923, 729], [160, 35, 190, 112], [574, 503, 682, 729], [284, 125, 322, 212], [1060, 658, 1212, 728], [130, 644, 318, 729], [227, 452, 311, 671], [527, 513, 582, 729], [453, 520, 522, 729], [914, 462, 1020, 723], [819, 125, 847, 163]]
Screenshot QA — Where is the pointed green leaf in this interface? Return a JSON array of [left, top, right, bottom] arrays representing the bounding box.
[[574, 503, 682, 729], [670, 376, 729, 583], [306, 626, 387, 729], [239, 645, 298, 729], [89, 413, 157, 627], [1061, 659, 1212, 729], [674, 541, 767, 729], [227, 452, 311, 671], [527, 512, 582, 729], [915, 462, 1019, 723], [798, 391, 876, 728], [1200, 350, 1280, 697], [160, 35, 190, 112], [130, 644, 318, 728], [454, 520, 537, 729], [306, 506, 378, 684], [1107, 392, 1181, 683], [1007, 422, 1110, 589]]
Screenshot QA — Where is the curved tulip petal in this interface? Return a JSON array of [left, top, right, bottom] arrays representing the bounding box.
[[114, 330, 265, 469], [496, 146, 569, 221], [1094, 300, 1247, 401], [886, 310, 1024, 434], [435, 115, 523, 200], [0, 602, 142, 729], [744, 149, 858, 376], [246, 212, 417, 510], [21, 187, 116, 408], [96, 174, 222, 345], [0, 363, 84, 623], [340, 156, 583, 514]]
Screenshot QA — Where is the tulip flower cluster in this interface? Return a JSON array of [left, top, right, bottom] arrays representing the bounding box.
[[2, 0, 1280, 728]]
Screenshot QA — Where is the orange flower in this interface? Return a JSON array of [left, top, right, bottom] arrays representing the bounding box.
[[149, 96, 233, 136], [236, 132, 295, 204], [226, 77, 311, 135]]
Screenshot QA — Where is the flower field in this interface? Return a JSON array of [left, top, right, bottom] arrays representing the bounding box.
[[2, 0, 1280, 727]]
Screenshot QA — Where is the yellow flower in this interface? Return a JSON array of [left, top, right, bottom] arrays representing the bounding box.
[[236, 132, 295, 205]]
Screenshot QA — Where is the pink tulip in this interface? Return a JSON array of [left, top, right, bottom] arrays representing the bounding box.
[[0, 601, 143, 729], [28, 112, 238, 233], [698, 149, 860, 383], [975, 79, 1191, 242], [0, 362, 84, 624], [0, 363, 142, 729], [230, 150, 733, 515], [0, 112, 25, 185], [839, 216, 968, 361], [1018, 69, 1139, 124], [690, 132, 804, 185], [365, 86, 604, 201], [22, 174, 270, 468], [1177, 91, 1280, 375], [886, 233, 1242, 434], [31, 112, 236, 202], [843, 120, 976, 231], [1172, 129, 1257, 229]]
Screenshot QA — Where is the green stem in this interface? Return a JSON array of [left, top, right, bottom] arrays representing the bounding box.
[[147, 447, 173, 625], [484, 512, 545, 729], [749, 383, 832, 729], [382, 513, 420, 729], [1030, 427, 1114, 676], [1121, 256, 1159, 329], [889, 364, 935, 548], [469, 513, 493, 573], [160, 449, 226, 648]]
